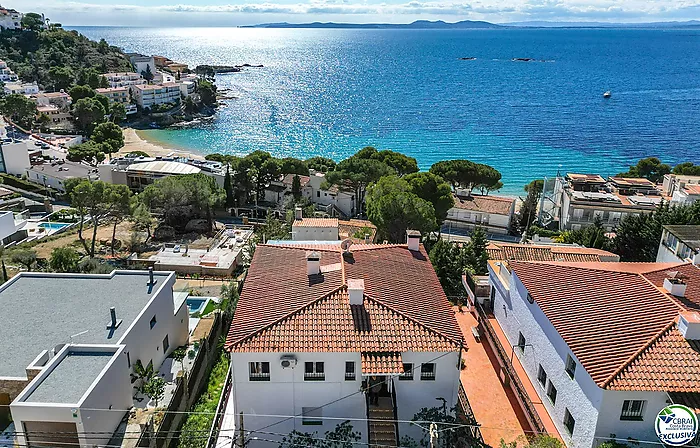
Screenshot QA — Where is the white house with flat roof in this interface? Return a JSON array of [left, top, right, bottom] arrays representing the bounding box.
[[657, 225, 700, 264], [0, 269, 189, 448]]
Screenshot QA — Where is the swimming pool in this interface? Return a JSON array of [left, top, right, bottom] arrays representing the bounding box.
[[38, 222, 70, 231], [186, 298, 209, 315]]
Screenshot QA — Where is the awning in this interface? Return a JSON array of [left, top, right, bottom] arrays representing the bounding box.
[[361, 352, 404, 375]]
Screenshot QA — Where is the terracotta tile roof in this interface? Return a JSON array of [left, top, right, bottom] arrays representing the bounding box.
[[338, 219, 377, 243], [361, 352, 404, 375], [282, 174, 310, 187], [486, 243, 618, 262], [451, 194, 515, 216], [292, 218, 339, 228], [683, 184, 700, 196], [509, 261, 683, 387], [229, 289, 458, 353], [642, 264, 700, 310], [226, 244, 463, 352], [605, 322, 700, 392]]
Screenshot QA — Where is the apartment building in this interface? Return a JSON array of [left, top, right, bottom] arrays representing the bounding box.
[[0, 59, 18, 82], [445, 190, 516, 235], [130, 83, 182, 109], [3, 81, 39, 95], [0, 7, 22, 30], [657, 225, 700, 264], [101, 72, 145, 89]]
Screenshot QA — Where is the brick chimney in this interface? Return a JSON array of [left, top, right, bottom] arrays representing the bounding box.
[[406, 229, 421, 251], [307, 251, 320, 276], [348, 278, 364, 305]]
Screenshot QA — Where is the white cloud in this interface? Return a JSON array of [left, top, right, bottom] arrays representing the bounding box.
[[10, 0, 700, 25]]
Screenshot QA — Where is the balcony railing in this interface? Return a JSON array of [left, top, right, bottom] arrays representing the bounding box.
[[304, 372, 325, 381], [345, 372, 356, 381], [420, 371, 436, 381], [249, 372, 270, 381], [456, 382, 485, 445]]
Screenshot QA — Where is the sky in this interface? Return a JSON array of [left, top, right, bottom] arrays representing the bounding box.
[[7, 0, 700, 27]]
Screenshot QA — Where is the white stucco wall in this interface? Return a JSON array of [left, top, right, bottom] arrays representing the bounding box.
[[445, 209, 512, 235], [1, 142, 31, 176], [291, 226, 339, 241], [595, 390, 669, 447]]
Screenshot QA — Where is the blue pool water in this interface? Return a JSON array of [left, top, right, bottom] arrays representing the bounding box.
[[74, 27, 700, 194], [38, 222, 70, 231], [186, 298, 208, 315]]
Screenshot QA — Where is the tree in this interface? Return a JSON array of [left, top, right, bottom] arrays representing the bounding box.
[[291, 174, 302, 200], [430, 160, 502, 193], [21, 12, 44, 31], [48, 66, 73, 91], [375, 149, 419, 176], [404, 403, 485, 448], [429, 239, 461, 295], [366, 176, 437, 243], [94, 94, 110, 112], [244, 151, 280, 202], [130, 202, 156, 243], [517, 179, 544, 233], [555, 218, 609, 249], [466, 227, 489, 275], [105, 184, 132, 255], [617, 157, 671, 183], [36, 113, 51, 132], [223, 165, 235, 207], [69, 85, 96, 102], [67, 141, 106, 166], [49, 247, 81, 273], [673, 162, 700, 176], [326, 153, 393, 216], [405, 172, 454, 225], [198, 79, 217, 106], [0, 94, 36, 128], [220, 281, 240, 324], [279, 421, 361, 448], [183, 95, 196, 113], [306, 156, 336, 172], [12, 249, 37, 272], [110, 102, 127, 123], [141, 64, 154, 82], [142, 376, 166, 407], [73, 97, 106, 135], [91, 121, 124, 157], [500, 435, 563, 448], [67, 179, 113, 257], [132, 359, 156, 394], [279, 157, 309, 175]]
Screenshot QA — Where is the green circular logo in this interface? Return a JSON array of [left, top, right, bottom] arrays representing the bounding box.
[[655, 405, 698, 446]]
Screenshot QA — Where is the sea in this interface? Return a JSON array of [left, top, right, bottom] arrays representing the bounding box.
[[73, 26, 700, 195]]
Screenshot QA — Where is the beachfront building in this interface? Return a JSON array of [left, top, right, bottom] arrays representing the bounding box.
[[0, 270, 188, 448], [0, 59, 18, 82], [444, 190, 516, 236], [101, 72, 146, 89], [264, 170, 356, 217], [99, 158, 202, 191], [95, 86, 130, 104], [0, 7, 22, 30], [486, 258, 700, 447], [556, 174, 663, 231], [26, 160, 97, 193], [222, 234, 464, 447], [130, 83, 182, 109], [3, 81, 39, 96], [657, 225, 700, 264]]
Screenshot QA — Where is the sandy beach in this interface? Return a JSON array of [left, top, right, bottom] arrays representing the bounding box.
[[119, 128, 205, 160]]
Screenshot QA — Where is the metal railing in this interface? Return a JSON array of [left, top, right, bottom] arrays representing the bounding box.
[[456, 382, 485, 444], [474, 301, 547, 435], [206, 363, 234, 448], [304, 372, 325, 381]]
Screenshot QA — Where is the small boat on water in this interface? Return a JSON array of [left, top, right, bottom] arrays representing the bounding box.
[[603, 91, 612, 98]]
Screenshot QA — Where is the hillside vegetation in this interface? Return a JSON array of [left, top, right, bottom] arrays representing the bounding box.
[[0, 25, 133, 89]]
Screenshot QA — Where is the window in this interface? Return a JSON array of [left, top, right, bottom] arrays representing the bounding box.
[[546, 381, 557, 405], [162, 335, 169, 352], [620, 400, 646, 421], [400, 363, 414, 381], [304, 362, 325, 381], [527, 293, 534, 304], [517, 332, 526, 352], [302, 407, 322, 425], [537, 365, 547, 388], [565, 354, 576, 379], [149, 315, 157, 329], [563, 409, 575, 435], [420, 363, 436, 381], [345, 361, 355, 381], [249, 362, 270, 381], [317, 191, 320, 198]]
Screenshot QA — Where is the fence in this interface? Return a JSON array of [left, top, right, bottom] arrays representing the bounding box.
[[456, 382, 485, 445], [206, 363, 234, 448], [474, 302, 547, 435]]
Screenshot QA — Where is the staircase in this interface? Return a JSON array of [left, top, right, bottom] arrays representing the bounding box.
[[368, 396, 398, 447]]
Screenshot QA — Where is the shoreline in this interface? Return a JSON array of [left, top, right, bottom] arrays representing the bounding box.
[[119, 128, 205, 161]]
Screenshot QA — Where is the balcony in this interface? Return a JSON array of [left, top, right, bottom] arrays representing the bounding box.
[[248, 372, 270, 381], [304, 372, 325, 381]]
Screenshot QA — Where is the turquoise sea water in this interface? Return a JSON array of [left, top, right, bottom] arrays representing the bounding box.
[[74, 27, 700, 195]]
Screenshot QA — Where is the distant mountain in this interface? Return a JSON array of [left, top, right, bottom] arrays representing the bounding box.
[[503, 20, 700, 28], [243, 20, 502, 29]]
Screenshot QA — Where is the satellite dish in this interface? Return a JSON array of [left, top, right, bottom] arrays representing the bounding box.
[[341, 239, 353, 252]]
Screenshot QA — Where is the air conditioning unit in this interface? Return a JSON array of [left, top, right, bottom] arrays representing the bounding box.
[[280, 355, 297, 369]]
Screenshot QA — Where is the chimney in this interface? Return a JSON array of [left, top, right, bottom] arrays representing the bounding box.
[[406, 229, 421, 251], [347, 279, 364, 305], [148, 267, 156, 286], [295, 207, 303, 220], [106, 306, 123, 330], [678, 311, 700, 340], [307, 251, 320, 276], [693, 252, 700, 266], [663, 271, 687, 297]]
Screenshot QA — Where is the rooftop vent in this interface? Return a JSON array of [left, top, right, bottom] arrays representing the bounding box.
[[307, 251, 321, 276], [663, 271, 688, 297], [106, 307, 123, 330], [678, 311, 700, 340], [295, 207, 303, 220], [406, 229, 421, 252], [347, 278, 364, 305], [147, 267, 157, 287]]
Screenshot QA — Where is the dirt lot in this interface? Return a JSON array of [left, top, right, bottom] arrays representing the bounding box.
[[28, 221, 138, 259]]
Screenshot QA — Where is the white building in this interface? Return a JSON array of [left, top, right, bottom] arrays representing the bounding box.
[[265, 171, 356, 217], [487, 259, 700, 447], [178, 81, 195, 97], [0, 140, 32, 176], [95, 86, 130, 104], [445, 191, 516, 235], [130, 83, 181, 109], [223, 234, 464, 447], [26, 160, 98, 193], [0, 7, 22, 30], [1, 270, 189, 448], [557, 174, 662, 231], [0, 59, 18, 82], [129, 55, 156, 78], [657, 225, 700, 264], [3, 81, 39, 96], [0, 210, 27, 244], [101, 72, 145, 89], [98, 157, 224, 192], [291, 209, 339, 241], [662, 173, 700, 206]]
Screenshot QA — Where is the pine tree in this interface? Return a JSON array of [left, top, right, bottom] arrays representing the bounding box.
[[291, 174, 302, 200], [224, 165, 234, 207]]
